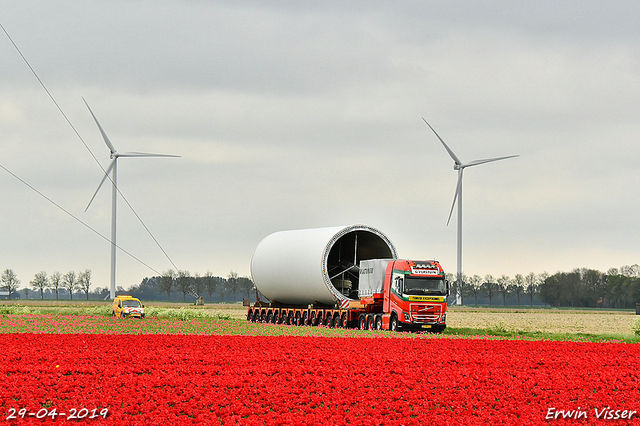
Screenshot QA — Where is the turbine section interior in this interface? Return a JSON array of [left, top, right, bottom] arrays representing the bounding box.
[[250, 225, 398, 306]]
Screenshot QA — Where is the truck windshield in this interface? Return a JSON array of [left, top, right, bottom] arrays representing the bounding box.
[[122, 300, 141, 308], [403, 277, 446, 295]]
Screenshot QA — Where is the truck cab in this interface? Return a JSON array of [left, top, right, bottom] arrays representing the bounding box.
[[383, 260, 448, 332]]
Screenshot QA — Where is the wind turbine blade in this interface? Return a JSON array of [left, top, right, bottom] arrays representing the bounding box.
[[83, 98, 117, 156], [463, 154, 519, 168], [447, 169, 463, 226], [85, 159, 116, 212], [119, 152, 181, 158], [422, 117, 462, 165]]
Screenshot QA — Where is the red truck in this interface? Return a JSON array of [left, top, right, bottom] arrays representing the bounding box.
[[248, 258, 448, 332]]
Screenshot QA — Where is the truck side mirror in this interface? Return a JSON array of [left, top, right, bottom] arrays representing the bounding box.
[[446, 280, 450, 297]]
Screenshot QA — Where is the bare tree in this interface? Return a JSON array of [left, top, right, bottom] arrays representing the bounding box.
[[30, 271, 49, 299], [177, 270, 192, 302], [510, 274, 525, 306], [78, 270, 92, 300], [496, 274, 511, 305], [482, 274, 497, 306], [227, 271, 239, 302], [50, 272, 62, 300], [1, 269, 20, 298], [203, 271, 219, 301], [62, 271, 77, 300], [464, 274, 483, 305], [238, 277, 255, 301], [159, 270, 175, 300], [191, 273, 203, 298]]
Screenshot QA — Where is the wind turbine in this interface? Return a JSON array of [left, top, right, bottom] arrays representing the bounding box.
[[84, 99, 179, 300], [422, 118, 518, 305]]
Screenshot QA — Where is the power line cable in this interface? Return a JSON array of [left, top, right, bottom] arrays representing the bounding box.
[[1, 22, 180, 273], [0, 163, 161, 275]]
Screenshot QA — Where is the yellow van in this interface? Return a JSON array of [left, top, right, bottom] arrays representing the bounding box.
[[112, 295, 145, 318]]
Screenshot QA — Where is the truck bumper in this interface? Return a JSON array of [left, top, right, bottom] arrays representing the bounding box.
[[401, 322, 446, 333]]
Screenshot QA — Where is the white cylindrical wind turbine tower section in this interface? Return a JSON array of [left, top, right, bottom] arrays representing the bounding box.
[[251, 225, 397, 306]]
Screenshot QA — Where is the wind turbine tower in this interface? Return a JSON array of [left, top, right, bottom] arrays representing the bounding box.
[[422, 118, 518, 305], [84, 99, 179, 299]]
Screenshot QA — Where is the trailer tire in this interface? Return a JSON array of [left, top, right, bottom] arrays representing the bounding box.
[[295, 312, 302, 326], [390, 314, 399, 332], [358, 315, 367, 330], [338, 313, 346, 328], [259, 311, 267, 322], [367, 315, 375, 330], [333, 313, 341, 328], [267, 312, 274, 323], [326, 314, 334, 328], [375, 315, 383, 330]]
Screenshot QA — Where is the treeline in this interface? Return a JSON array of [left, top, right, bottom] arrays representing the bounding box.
[[451, 264, 640, 308], [540, 266, 640, 309], [450, 272, 545, 306], [1, 268, 255, 303], [127, 270, 255, 303], [1, 268, 95, 300], [6, 264, 640, 308]]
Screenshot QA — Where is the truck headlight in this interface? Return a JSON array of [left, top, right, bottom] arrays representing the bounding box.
[[403, 311, 410, 322]]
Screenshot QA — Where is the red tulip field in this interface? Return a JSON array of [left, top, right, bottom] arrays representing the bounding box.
[[1, 314, 639, 425]]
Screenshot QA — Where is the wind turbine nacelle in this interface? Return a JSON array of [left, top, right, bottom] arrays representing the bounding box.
[[250, 225, 397, 306]]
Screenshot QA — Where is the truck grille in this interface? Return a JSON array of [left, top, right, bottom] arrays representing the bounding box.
[[410, 303, 441, 323]]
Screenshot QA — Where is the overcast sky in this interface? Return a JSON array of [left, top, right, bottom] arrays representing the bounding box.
[[2, 1, 640, 292]]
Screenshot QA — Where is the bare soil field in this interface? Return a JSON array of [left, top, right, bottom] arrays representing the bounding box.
[[448, 307, 637, 335]]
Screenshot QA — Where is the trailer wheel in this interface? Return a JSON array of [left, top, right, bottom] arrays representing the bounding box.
[[286, 312, 293, 325], [326, 315, 335, 328], [367, 314, 375, 330], [337, 313, 346, 328], [375, 315, 383, 330], [302, 312, 308, 326], [294, 312, 302, 326], [267, 312, 274, 323], [390, 315, 399, 332], [259, 311, 267, 322], [358, 315, 367, 330], [252, 311, 260, 322], [333, 313, 341, 328]]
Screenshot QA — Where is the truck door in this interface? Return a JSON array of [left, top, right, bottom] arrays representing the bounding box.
[[384, 261, 404, 313]]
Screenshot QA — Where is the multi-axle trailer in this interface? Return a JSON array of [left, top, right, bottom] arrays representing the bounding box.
[[248, 226, 448, 332]]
